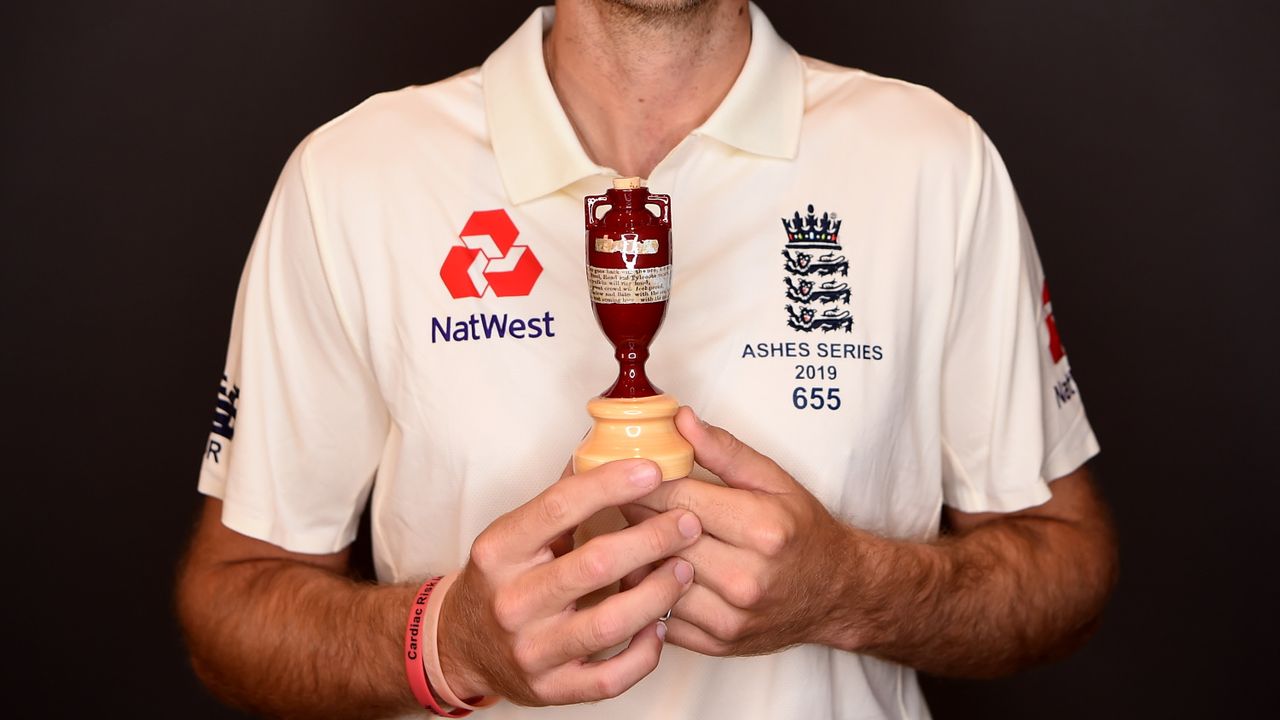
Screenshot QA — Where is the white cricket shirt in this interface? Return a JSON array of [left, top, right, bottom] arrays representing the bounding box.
[[199, 4, 1100, 718]]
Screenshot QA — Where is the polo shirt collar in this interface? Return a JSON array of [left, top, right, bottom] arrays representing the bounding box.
[[696, 3, 804, 162], [483, 7, 599, 206], [482, 3, 804, 205]]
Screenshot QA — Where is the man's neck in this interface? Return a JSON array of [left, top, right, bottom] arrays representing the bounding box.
[[545, 0, 751, 178]]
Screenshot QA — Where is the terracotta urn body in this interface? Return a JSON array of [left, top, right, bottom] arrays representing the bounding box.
[[573, 178, 693, 480]]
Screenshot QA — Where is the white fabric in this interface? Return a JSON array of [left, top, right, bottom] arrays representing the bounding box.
[[199, 4, 1099, 718]]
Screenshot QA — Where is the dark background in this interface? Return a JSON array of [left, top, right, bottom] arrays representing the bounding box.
[[3, 0, 1276, 716]]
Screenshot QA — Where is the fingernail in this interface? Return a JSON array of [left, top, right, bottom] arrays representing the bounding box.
[[656, 621, 668, 641], [674, 559, 694, 585], [630, 462, 659, 487], [677, 512, 701, 539]]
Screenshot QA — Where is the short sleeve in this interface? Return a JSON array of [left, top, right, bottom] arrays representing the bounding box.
[[197, 139, 390, 553], [939, 121, 1100, 513]]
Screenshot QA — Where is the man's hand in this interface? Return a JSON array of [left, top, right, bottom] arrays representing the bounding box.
[[438, 458, 701, 706], [622, 407, 850, 657], [177, 460, 702, 719], [626, 407, 1118, 677]]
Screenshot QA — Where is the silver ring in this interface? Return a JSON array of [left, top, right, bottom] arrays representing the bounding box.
[[659, 608, 673, 622]]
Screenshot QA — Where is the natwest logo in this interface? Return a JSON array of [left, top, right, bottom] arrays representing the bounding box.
[[1041, 280, 1065, 364], [440, 209, 542, 298]]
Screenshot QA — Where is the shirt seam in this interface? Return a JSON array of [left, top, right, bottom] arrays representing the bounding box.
[[296, 137, 378, 376], [939, 435, 974, 503], [955, 116, 984, 275]]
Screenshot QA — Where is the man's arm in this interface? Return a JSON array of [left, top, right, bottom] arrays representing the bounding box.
[[177, 460, 701, 718], [627, 408, 1118, 677], [827, 465, 1118, 677], [176, 498, 419, 719]]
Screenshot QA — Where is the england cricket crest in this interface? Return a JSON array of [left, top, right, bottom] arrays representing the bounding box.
[[781, 204, 852, 333]]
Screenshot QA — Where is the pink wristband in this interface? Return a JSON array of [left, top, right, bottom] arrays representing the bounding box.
[[424, 572, 500, 711], [404, 577, 470, 718]]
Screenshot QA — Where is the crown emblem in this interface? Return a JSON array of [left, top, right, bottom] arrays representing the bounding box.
[[781, 204, 842, 249], [780, 203, 852, 333]]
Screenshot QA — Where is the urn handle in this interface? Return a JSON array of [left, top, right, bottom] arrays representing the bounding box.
[[585, 194, 610, 229], [646, 194, 671, 227]]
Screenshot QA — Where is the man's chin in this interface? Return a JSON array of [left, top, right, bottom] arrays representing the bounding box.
[[598, 0, 716, 20]]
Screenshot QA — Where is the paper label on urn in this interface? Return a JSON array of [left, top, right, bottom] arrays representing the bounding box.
[[588, 265, 672, 304]]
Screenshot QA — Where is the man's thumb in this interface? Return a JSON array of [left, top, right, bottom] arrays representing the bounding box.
[[674, 406, 784, 492]]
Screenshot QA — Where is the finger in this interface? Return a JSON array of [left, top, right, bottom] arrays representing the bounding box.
[[618, 563, 654, 592], [537, 621, 668, 704], [661, 616, 732, 657], [514, 508, 702, 616], [630, 479, 767, 551], [669, 581, 754, 648], [490, 459, 663, 563], [675, 407, 790, 493], [539, 557, 693, 669], [669, 534, 770, 610], [615, 508, 659, 592], [618, 502, 658, 527], [549, 527, 577, 558], [622, 504, 768, 603]]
